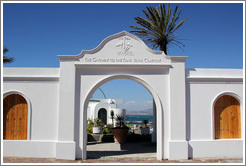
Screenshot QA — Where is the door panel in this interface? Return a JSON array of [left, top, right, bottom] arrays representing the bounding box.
[[3, 94, 28, 140], [215, 95, 241, 139]]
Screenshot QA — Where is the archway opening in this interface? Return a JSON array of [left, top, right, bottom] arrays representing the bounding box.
[[3, 94, 28, 140], [85, 78, 158, 159], [214, 95, 241, 139]]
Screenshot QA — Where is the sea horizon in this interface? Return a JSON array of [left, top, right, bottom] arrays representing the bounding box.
[[126, 114, 153, 125]]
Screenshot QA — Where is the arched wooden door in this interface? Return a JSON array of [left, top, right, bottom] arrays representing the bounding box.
[[214, 95, 241, 139], [3, 94, 28, 140]]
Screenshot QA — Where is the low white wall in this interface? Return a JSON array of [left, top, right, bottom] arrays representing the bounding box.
[[112, 108, 126, 126], [112, 108, 126, 117], [3, 140, 56, 158], [3, 65, 243, 160], [189, 140, 243, 158], [3, 68, 60, 158], [186, 68, 243, 158]]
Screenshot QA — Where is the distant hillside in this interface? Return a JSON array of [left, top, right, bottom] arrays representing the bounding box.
[[126, 109, 153, 115]]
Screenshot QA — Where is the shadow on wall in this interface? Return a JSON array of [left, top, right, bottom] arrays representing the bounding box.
[[188, 144, 193, 159]]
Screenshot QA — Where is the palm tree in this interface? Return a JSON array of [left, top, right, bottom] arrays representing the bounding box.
[[115, 115, 126, 128], [3, 47, 14, 63], [130, 4, 188, 55]]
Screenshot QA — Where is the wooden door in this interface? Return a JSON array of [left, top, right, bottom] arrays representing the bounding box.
[[214, 95, 241, 139], [3, 94, 28, 140]]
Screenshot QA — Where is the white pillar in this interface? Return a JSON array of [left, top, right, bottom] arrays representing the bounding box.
[[168, 57, 188, 160], [56, 62, 76, 160]]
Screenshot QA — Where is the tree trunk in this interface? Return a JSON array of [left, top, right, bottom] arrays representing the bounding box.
[[160, 44, 167, 55]]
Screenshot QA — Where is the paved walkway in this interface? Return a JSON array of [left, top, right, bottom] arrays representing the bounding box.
[[87, 142, 156, 159], [3, 157, 243, 163]]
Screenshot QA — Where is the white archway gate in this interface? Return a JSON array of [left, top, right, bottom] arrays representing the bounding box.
[[80, 74, 165, 160], [56, 31, 188, 160]]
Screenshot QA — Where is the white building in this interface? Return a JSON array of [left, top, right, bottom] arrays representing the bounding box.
[[3, 31, 243, 160], [87, 99, 126, 125]]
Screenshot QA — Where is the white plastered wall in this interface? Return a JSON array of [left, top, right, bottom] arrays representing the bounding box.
[[3, 68, 60, 158], [186, 68, 243, 158], [2, 31, 243, 161]]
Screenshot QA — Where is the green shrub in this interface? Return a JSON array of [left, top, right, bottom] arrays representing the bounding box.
[[87, 118, 94, 134], [102, 124, 113, 134], [94, 118, 104, 127], [87, 125, 93, 134]]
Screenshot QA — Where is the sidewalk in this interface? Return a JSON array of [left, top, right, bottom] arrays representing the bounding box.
[[3, 156, 243, 163]]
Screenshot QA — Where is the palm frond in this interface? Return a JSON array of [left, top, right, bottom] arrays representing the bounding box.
[[3, 56, 14, 63], [3, 46, 14, 63], [130, 3, 188, 54]]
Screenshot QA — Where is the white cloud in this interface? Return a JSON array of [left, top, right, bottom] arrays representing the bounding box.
[[145, 100, 153, 104], [120, 100, 153, 111], [115, 99, 123, 104], [124, 100, 136, 106]]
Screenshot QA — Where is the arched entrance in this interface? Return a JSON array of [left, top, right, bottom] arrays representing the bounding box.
[[80, 75, 164, 160], [58, 31, 188, 160], [87, 78, 157, 158], [3, 94, 28, 140], [214, 95, 241, 139], [98, 108, 107, 125]]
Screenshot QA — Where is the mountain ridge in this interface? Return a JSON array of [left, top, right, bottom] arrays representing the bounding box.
[[126, 108, 153, 115]]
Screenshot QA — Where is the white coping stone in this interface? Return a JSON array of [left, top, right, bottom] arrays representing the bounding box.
[[186, 68, 243, 78], [3, 67, 60, 77]]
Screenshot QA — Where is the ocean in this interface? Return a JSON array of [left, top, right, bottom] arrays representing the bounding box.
[[126, 115, 153, 124]]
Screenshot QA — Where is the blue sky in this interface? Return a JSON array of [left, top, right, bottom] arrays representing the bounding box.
[[92, 79, 153, 111], [3, 2, 244, 111]]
